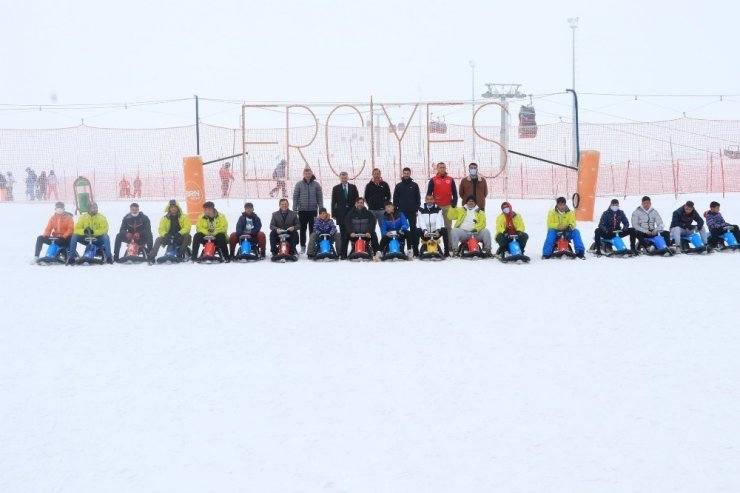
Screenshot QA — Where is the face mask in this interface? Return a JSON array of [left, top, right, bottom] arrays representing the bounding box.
[[55, 208, 64, 214], [610, 206, 619, 212], [469, 169, 477, 176], [502, 207, 511, 214], [131, 212, 140, 217]]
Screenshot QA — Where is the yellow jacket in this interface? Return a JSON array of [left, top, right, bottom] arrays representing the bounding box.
[[196, 212, 228, 236], [447, 206, 486, 232], [74, 213, 109, 236], [547, 207, 577, 230], [495, 213, 526, 234], [157, 201, 191, 237]]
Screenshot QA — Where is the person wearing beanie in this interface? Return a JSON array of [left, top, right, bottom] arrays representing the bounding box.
[[593, 199, 635, 255], [495, 201, 528, 256], [542, 196, 585, 259], [704, 201, 740, 249], [669, 200, 708, 252], [457, 162, 488, 211], [446, 195, 492, 256], [630, 196, 671, 253], [229, 202, 266, 258], [34, 201, 74, 259]]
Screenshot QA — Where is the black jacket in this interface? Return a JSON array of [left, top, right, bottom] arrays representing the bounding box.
[[364, 180, 391, 210], [670, 207, 704, 229], [393, 178, 421, 212], [344, 206, 377, 234], [119, 213, 152, 239], [331, 182, 359, 224]]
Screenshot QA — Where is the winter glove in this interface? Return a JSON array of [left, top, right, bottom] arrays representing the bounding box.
[[423, 230, 430, 238], [133, 232, 140, 240], [84, 227, 93, 236], [126, 232, 133, 241], [207, 225, 215, 233]]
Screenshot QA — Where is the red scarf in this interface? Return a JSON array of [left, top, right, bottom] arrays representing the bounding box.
[[504, 212, 517, 235], [501, 202, 516, 234]]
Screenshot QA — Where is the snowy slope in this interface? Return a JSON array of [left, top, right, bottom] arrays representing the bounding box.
[[1, 194, 739, 493]]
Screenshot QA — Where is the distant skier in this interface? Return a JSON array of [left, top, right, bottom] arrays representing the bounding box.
[[25, 167, 37, 201], [119, 176, 131, 198], [269, 159, 288, 198], [133, 175, 142, 198], [36, 171, 47, 200], [6, 171, 15, 201], [219, 162, 234, 198], [47, 170, 59, 200]]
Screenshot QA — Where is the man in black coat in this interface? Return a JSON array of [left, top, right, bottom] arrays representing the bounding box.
[[342, 197, 380, 259], [331, 171, 359, 236], [114, 202, 153, 261], [670, 200, 708, 249], [364, 168, 391, 231], [393, 167, 421, 256]]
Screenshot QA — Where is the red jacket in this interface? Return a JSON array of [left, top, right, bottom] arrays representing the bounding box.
[[43, 213, 74, 238], [219, 168, 234, 181], [426, 174, 458, 207]]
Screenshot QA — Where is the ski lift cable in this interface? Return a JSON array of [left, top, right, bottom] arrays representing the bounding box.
[[544, 98, 740, 146]]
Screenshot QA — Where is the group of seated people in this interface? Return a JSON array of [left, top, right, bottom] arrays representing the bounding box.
[[589, 196, 739, 256], [33, 194, 739, 264]]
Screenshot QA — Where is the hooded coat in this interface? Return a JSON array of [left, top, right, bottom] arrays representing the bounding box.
[[157, 201, 191, 238]]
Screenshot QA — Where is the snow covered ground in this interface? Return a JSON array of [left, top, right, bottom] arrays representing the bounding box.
[[2, 193, 739, 493]]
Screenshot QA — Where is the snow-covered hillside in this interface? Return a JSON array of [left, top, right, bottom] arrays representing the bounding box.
[[1, 194, 739, 493]]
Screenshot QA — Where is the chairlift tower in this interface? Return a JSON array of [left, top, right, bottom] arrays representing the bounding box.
[[481, 83, 527, 198]]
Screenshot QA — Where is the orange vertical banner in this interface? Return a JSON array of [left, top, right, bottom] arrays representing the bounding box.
[[183, 156, 205, 224], [576, 150, 600, 222]]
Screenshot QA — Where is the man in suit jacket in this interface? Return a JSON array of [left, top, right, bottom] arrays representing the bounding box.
[[269, 198, 300, 255], [331, 171, 359, 235]]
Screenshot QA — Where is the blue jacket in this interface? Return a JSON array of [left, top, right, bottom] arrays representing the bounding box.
[[236, 212, 262, 236], [313, 216, 337, 236], [705, 211, 728, 232], [380, 211, 409, 237], [598, 209, 629, 233], [670, 207, 704, 229], [393, 178, 421, 212]]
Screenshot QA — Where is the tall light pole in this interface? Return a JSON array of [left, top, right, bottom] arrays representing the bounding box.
[[469, 60, 476, 161], [568, 17, 578, 90], [568, 17, 579, 166]]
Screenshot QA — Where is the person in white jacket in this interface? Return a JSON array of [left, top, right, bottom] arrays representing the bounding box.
[[416, 194, 449, 257], [630, 195, 672, 253]]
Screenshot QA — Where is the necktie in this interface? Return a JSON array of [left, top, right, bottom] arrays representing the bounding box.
[[343, 184, 348, 200]]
